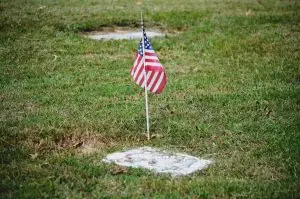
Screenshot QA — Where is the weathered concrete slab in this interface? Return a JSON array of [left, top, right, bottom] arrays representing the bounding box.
[[103, 147, 213, 176], [84, 30, 165, 40]]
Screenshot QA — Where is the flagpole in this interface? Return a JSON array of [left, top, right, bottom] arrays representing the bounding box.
[[141, 11, 150, 140]]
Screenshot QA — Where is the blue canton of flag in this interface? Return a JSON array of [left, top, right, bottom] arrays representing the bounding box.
[[138, 31, 153, 55]]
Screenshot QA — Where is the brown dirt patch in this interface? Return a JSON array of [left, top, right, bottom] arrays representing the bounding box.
[[56, 132, 116, 154]]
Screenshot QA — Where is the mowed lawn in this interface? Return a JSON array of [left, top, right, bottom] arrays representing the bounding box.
[[1, 0, 299, 198]]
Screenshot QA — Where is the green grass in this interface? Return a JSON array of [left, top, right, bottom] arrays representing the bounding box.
[[1, 0, 300, 198]]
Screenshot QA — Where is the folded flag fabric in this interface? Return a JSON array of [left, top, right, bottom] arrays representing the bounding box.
[[130, 30, 167, 94]]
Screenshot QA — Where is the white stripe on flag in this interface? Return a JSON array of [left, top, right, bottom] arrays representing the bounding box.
[[145, 49, 155, 53], [133, 59, 143, 80], [146, 62, 162, 67], [145, 55, 159, 60], [132, 57, 139, 72], [141, 71, 152, 89], [136, 70, 144, 85], [147, 72, 159, 90], [152, 73, 164, 93]]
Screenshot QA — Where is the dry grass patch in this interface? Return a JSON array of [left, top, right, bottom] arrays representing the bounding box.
[[22, 128, 117, 159], [56, 131, 116, 155]]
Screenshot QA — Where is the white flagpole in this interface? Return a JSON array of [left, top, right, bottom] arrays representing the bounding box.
[[141, 11, 150, 140]]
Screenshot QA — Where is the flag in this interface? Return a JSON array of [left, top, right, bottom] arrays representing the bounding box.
[[130, 30, 167, 94]]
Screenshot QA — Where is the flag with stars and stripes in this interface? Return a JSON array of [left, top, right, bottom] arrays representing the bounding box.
[[130, 30, 167, 94]]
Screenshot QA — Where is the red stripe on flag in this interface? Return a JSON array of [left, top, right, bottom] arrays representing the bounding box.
[[133, 64, 143, 81], [138, 76, 144, 87], [146, 72, 155, 89], [134, 66, 144, 83], [131, 55, 142, 76], [145, 65, 164, 72], [155, 73, 167, 93], [145, 52, 156, 56], [145, 59, 160, 63], [149, 72, 161, 92]]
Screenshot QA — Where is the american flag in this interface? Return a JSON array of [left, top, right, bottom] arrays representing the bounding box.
[[130, 30, 167, 94]]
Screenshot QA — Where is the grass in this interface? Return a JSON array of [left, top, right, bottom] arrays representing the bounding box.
[[1, 0, 300, 198]]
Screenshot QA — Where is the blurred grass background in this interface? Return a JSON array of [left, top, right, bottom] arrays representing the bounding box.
[[1, 0, 299, 198]]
